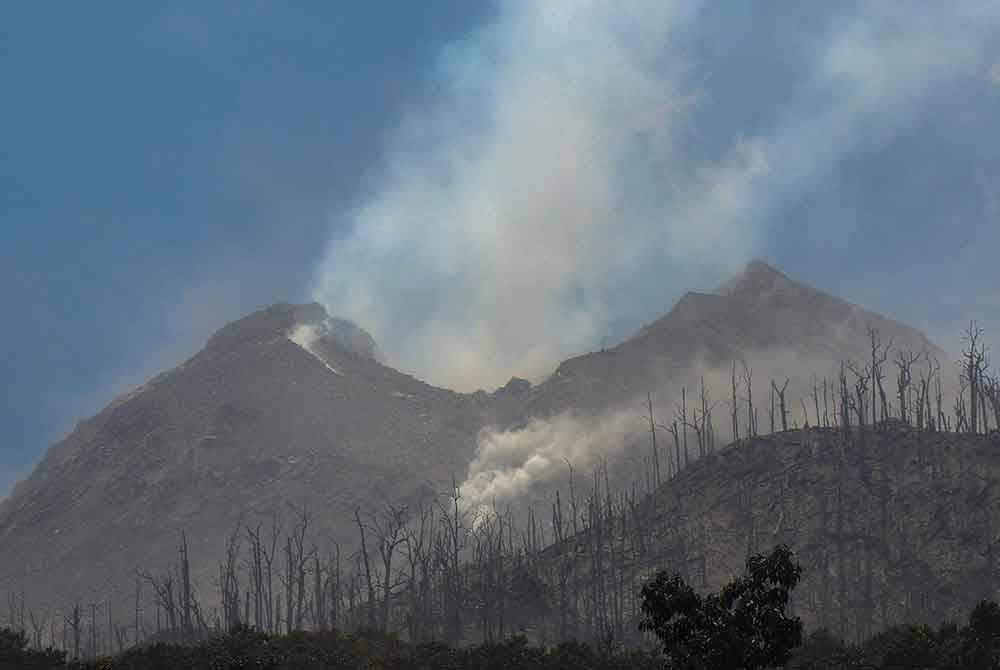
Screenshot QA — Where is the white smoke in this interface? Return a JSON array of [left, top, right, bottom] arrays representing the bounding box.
[[288, 323, 320, 352], [462, 410, 640, 510], [310, 1, 1000, 500], [288, 324, 343, 376], [311, 1, 1000, 394], [311, 1, 768, 392]]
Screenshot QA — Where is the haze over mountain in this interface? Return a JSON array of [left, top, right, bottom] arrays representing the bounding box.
[[0, 262, 952, 618], [5, 3, 999, 504]]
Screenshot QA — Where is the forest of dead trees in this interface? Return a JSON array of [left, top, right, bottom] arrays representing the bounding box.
[[4, 322, 1000, 660]]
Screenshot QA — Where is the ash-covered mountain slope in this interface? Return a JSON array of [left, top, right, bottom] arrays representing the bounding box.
[[0, 303, 496, 614], [530, 425, 1000, 641], [0, 261, 954, 618], [516, 260, 947, 419]]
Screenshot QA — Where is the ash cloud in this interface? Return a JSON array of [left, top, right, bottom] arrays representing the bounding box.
[[311, 1, 765, 392], [309, 1, 1000, 504], [311, 2, 1000, 394]]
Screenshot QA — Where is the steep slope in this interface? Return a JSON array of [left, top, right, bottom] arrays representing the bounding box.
[[0, 303, 491, 615], [531, 425, 1000, 642], [518, 260, 948, 419], [0, 261, 955, 623]]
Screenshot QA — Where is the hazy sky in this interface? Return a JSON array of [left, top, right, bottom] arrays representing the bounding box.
[[3, 2, 999, 497]]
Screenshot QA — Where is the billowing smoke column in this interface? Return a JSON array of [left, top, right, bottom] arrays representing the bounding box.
[[311, 1, 999, 396], [462, 410, 639, 510], [311, 1, 766, 392], [311, 1, 1000, 507]]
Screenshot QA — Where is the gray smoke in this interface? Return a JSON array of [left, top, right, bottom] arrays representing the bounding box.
[[311, 1, 765, 391], [312, 1, 999, 393], [309, 0, 1000, 504]]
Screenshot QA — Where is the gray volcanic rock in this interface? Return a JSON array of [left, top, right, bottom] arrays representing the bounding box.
[[0, 262, 956, 621], [324, 317, 383, 361], [0, 303, 488, 616], [532, 425, 1000, 638], [517, 260, 949, 420]]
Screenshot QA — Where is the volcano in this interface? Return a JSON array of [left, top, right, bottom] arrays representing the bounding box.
[[0, 261, 952, 621]]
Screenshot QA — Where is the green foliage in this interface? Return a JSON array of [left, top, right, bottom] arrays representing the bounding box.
[[962, 599, 1000, 669], [787, 599, 1000, 669], [57, 627, 662, 670], [639, 544, 802, 669], [0, 627, 66, 669], [10, 596, 1000, 670]]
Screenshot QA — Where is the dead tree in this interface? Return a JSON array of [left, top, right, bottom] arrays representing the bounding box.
[[66, 603, 82, 660], [846, 362, 869, 428], [955, 377, 970, 433], [403, 502, 434, 641], [138, 567, 177, 633], [179, 531, 194, 639], [868, 327, 893, 426], [769, 380, 776, 434], [244, 513, 282, 632], [354, 507, 377, 630], [823, 377, 831, 428], [134, 578, 144, 646], [282, 507, 313, 632], [472, 505, 508, 642], [28, 610, 46, 650], [742, 362, 757, 438], [644, 392, 661, 488], [310, 548, 326, 631], [218, 525, 242, 632], [564, 458, 579, 536], [7, 590, 25, 635], [676, 388, 690, 467], [732, 361, 740, 442], [894, 349, 921, 426], [701, 376, 716, 451], [839, 363, 852, 433], [935, 365, 948, 431], [811, 375, 821, 429], [772, 379, 790, 432], [983, 373, 1000, 433], [667, 421, 682, 477], [915, 356, 933, 430], [373, 504, 409, 632], [962, 321, 989, 434], [435, 474, 469, 644], [322, 543, 343, 631]]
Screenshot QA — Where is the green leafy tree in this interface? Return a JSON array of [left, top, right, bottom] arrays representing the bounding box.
[[640, 544, 803, 669]]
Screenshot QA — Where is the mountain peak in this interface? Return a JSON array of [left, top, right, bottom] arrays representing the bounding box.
[[201, 303, 381, 362], [204, 303, 329, 352], [717, 259, 793, 298]]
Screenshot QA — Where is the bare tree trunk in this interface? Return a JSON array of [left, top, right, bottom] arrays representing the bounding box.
[[742, 363, 755, 438], [646, 392, 661, 489], [773, 379, 789, 432], [354, 507, 377, 630], [732, 361, 740, 442], [179, 531, 193, 640]]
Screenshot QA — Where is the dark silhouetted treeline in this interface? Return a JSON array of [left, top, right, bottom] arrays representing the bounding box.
[[3, 600, 999, 670]]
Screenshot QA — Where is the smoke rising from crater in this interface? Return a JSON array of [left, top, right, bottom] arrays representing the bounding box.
[[312, 1, 767, 391], [312, 1, 1000, 393]]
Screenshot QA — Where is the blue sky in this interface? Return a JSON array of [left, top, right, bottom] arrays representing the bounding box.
[[3, 2, 1000, 496]]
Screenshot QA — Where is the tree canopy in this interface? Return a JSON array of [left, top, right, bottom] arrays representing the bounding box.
[[640, 544, 803, 669]]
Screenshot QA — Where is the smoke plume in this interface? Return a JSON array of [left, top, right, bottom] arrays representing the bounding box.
[[309, 2, 1000, 506], [312, 1, 999, 393], [311, 1, 767, 391], [463, 410, 640, 510]]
